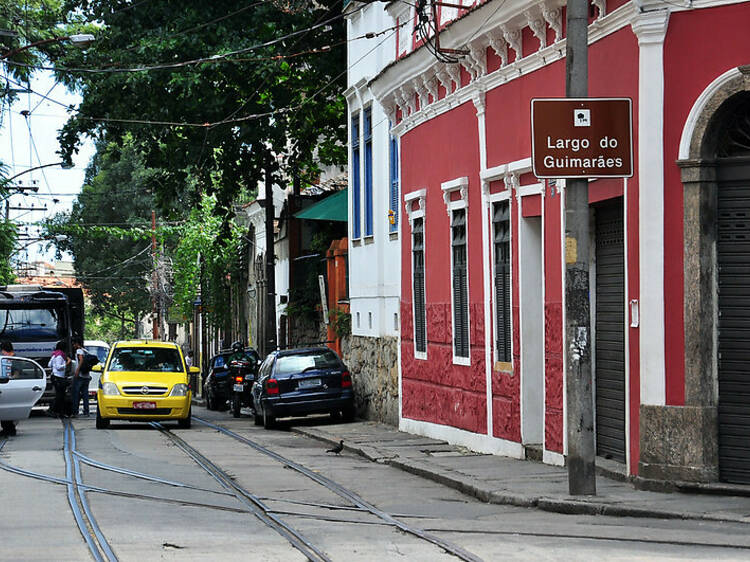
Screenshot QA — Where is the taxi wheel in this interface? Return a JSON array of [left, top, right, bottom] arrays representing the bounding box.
[[253, 410, 262, 426], [96, 409, 109, 429], [178, 407, 192, 429]]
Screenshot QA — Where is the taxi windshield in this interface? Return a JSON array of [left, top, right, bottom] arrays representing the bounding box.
[[109, 347, 183, 372]]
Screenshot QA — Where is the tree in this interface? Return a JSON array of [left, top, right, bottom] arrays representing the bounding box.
[[45, 134, 158, 327], [52, 0, 347, 212], [41, 0, 348, 339]]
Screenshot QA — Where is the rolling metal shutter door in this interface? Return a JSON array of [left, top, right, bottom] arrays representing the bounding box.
[[718, 157, 750, 484], [595, 199, 626, 463]]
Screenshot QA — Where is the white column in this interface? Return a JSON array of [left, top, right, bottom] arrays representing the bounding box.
[[473, 89, 494, 437], [631, 7, 669, 406]]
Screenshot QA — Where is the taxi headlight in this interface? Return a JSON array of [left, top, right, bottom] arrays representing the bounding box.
[[101, 382, 120, 396], [169, 383, 188, 397]]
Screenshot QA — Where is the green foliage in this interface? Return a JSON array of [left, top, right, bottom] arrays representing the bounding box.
[[1, 1, 67, 88], [328, 307, 350, 339], [0, 220, 17, 284], [85, 304, 135, 342], [171, 192, 243, 325], [50, 0, 347, 216], [43, 135, 156, 325]]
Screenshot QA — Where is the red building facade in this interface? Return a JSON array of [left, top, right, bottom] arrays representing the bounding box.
[[367, 0, 750, 482]]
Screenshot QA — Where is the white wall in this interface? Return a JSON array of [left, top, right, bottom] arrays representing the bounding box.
[[346, 2, 401, 338]]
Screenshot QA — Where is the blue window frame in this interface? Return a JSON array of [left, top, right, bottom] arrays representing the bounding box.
[[351, 113, 361, 239], [389, 130, 399, 233], [363, 108, 373, 237]]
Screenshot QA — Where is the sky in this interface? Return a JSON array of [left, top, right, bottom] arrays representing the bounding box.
[[1, 70, 96, 268]]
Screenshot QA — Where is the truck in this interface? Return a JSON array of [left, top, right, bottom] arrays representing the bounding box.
[[0, 285, 84, 406]]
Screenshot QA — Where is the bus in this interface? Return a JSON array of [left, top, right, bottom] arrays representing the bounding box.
[[0, 285, 84, 406]]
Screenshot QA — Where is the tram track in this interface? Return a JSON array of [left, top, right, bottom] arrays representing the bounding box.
[[151, 422, 333, 562], [3, 417, 750, 558], [191, 416, 484, 562], [62, 420, 118, 562]]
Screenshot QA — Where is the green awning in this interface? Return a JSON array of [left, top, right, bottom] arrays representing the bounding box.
[[294, 189, 348, 222]]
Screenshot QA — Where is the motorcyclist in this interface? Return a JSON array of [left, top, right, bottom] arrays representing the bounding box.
[[228, 341, 246, 364]]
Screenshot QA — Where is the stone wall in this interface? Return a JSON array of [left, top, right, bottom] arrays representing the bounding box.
[[342, 334, 399, 426]]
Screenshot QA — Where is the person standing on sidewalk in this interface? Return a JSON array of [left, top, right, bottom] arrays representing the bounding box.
[[70, 339, 91, 418], [1, 340, 18, 436], [49, 341, 71, 418]]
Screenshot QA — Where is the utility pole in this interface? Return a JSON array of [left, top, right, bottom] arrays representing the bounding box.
[[565, 0, 596, 496], [264, 166, 278, 356], [151, 208, 160, 340]]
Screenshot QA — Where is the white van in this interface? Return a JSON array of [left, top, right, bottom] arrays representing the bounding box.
[[84, 340, 110, 399]]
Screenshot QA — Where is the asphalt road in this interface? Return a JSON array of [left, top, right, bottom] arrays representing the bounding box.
[[2, 405, 750, 561]]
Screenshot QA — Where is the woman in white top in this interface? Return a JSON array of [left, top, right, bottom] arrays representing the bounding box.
[[50, 341, 71, 418]]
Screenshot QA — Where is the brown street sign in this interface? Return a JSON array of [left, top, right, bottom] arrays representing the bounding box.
[[531, 98, 633, 179]]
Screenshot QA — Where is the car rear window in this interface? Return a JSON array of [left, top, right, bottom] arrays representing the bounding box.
[[275, 351, 341, 376], [109, 347, 183, 372], [89, 346, 109, 362]]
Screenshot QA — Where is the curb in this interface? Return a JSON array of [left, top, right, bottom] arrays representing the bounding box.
[[293, 426, 750, 525]]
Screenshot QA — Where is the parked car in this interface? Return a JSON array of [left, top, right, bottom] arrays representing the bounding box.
[[93, 340, 199, 429], [251, 347, 354, 429], [203, 347, 260, 412], [84, 340, 110, 400], [0, 356, 46, 423]]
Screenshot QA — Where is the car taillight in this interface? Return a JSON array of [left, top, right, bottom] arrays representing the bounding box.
[[341, 371, 352, 388], [234, 375, 244, 383], [266, 378, 279, 395]]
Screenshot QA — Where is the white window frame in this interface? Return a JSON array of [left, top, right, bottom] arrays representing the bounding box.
[[405, 188, 428, 360], [442, 177, 470, 366]]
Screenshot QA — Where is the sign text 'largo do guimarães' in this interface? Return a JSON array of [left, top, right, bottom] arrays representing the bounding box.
[[531, 98, 633, 179]]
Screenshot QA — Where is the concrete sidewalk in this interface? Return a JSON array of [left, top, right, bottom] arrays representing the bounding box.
[[292, 420, 750, 524]]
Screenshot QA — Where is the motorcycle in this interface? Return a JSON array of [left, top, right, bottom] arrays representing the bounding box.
[[229, 358, 257, 418]]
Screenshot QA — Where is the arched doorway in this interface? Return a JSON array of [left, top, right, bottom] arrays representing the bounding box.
[[679, 71, 750, 483], [715, 94, 750, 483]]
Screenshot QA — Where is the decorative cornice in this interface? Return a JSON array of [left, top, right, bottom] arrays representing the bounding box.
[[487, 28, 508, 67], [525, 9, 547, 50], [472, 89, 486, 116], [631, 5, 670, 45], [377, 0, 637, 138], [404, 189, 427, 227], [436, 65, 453, 93], [441, 176, 469, 214], [542, 3, 563, 43], [446, 63, 462, 91], [502, 26, 522, 60], [592, 0, 606, 19]]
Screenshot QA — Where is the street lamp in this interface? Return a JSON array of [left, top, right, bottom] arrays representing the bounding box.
[[0, 33, 95, 60], [1, 162, 74, 198]]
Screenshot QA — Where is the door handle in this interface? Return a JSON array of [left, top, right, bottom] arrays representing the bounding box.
[[32, 386, 42, 391]]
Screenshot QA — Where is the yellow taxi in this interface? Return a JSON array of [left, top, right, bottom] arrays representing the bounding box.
[[93, 340, 198, 429]]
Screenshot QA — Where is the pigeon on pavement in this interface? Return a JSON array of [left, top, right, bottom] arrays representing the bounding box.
[[326, 440, 344, 454]]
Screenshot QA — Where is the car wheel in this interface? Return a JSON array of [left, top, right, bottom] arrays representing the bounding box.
[[206, 388, 215, 411], [262, 407, 275, 430], [232, 395, 241, 418], [342, 405, 356, 423], [254, 412, 263, 426], [95, 409, 109, 429], [178, 408, 192, 429], [330, 410, 341, 421]]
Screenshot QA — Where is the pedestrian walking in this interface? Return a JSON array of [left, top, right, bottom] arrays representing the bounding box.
[[70, 339, 91, 417], [1, 340, 17, 436], [49, 341, 71, 418]]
